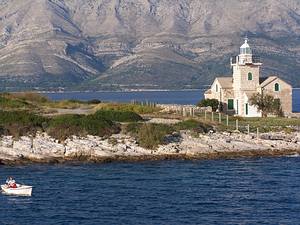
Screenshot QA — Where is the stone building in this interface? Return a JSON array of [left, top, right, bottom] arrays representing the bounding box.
[[205, 39, 292, 117]]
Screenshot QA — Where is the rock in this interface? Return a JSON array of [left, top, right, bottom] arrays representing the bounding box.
[[13, 137, 33, 153], [0, 136, 13, 148], [32, 133, 65, 157], [1, 130, 300, 164]]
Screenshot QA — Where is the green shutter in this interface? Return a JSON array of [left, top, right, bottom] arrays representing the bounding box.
[[248, 72, 252, 80], [228, 99, 234, 110], [245, 103, 248, 115], [275, 83, 280, 91]]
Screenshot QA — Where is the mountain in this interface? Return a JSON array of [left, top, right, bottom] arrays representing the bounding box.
[[1, 0, 300, 91]]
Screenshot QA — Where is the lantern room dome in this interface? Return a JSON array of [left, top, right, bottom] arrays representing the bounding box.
[[240, 38, 252, 55]]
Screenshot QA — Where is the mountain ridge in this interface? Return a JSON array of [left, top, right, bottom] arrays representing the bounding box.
[[1, 0, 300, 91]]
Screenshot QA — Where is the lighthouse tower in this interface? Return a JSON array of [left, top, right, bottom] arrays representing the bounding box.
[[230, 39, 262, 116]]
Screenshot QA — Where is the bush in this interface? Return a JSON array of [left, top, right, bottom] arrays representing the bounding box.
[[0, 110, 48, 137], [47, 114, 120, 140], [125, 123, 172, 149], [174, 119, 213, 133], [87, 99, 101, 104], [0, 110, 47, 127], [197, 99, 219, 112], [249, 93, 284, 117], [136, 123, 174, 149], [93, 110, 143, 122]]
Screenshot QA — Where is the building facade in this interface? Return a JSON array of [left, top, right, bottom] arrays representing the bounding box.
[[205, 39, 292, 117]]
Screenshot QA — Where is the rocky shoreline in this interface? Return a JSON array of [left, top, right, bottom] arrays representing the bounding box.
[[1, 130, 300, 165]]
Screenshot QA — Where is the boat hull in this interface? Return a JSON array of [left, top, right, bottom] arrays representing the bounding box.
[[1, 184, 32, 196]]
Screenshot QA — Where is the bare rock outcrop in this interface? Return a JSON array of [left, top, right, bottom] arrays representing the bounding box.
[[0, 130, 300, 164]]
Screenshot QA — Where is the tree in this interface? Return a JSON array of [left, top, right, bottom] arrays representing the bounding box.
[[197, 99, 219, 112], [249, 93, 283, 117]]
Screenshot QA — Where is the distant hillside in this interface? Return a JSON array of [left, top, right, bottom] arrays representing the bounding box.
[[1, 0, 300, 91]]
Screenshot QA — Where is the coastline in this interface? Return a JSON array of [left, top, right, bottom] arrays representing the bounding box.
[[1, 131, 299, 165]]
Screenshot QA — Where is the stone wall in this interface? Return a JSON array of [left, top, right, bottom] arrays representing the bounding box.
[[261, 78, 293, 114]]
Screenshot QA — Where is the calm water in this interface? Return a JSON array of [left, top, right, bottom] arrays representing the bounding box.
[[45, 90, 203, 105], [1, 157, 300, 224], [45, 89, 300, 112]]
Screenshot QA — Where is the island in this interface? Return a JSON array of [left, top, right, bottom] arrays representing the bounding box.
[[0, 92, 299, 165]]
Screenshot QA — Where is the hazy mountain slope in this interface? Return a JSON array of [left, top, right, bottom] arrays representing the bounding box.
[[1, 0, 300, 90]]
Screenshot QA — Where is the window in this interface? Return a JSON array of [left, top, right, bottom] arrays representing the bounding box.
[[216, 84, 218, 92], [248, 72, 253, 81], [245, 103, 249, 115], [275, 83, 280, 92], [228, 99, 234, 110]]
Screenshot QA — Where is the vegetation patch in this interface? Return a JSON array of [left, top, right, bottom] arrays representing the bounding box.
[[174, 119, 213, 133], [0, 110, 48, 137], [93, 110, 143, 122], [125, 119, 214, 149], [94, 103, 160, 114], [47, 114, 120, 141], [197, 99, 219, 112], [136, 123, 174, 149], [0, 95, 33, 110], [10, 92, 49, 104]]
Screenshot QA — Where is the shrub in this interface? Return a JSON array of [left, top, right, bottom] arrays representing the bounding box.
[[125, 122, 142, 135], [47, 114, 120, 140], [136, 123, 174, 149], [249, 93, 284, 117], [0, 110, 48, 137], [0, 110, 47, 127], [93, 110, 143, 122], [174, 119, 213, 133], [197, 99, 219, 112], [87, 99, 101, 104]]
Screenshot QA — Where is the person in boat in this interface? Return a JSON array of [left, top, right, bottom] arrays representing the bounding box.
[[6, 177, 17, 188]]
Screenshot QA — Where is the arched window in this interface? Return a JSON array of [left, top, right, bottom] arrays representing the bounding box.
[[216, 84, 218, 92], [248, 72, 253, 81], [275, 83, 280, 92]]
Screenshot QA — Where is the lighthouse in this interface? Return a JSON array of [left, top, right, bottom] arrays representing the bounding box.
[[230, 38, 262, 116], [204, 38, 292, 117]]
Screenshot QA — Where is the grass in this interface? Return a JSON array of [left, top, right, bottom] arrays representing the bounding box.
[[0, 95, 35, 110], [0, 92, 101, 110], [94, 103, 160, 114], [10, 92, 49, 103], [125, 119, 213, 149], [125, 123, 174, 149], [194, 112, 300, 132]]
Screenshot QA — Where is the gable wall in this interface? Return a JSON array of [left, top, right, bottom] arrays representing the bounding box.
[[261, 78, 292, 113]]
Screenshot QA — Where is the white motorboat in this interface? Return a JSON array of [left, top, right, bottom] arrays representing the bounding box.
[[1, 184, 33, 196]]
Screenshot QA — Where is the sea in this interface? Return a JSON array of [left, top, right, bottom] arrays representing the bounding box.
[[1, 158, 300, 224], [45, 89, 300, 112], [0, 90, 300, 224]]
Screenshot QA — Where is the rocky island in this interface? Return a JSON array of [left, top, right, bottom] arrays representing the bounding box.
[[0, 93, 300, 165]]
